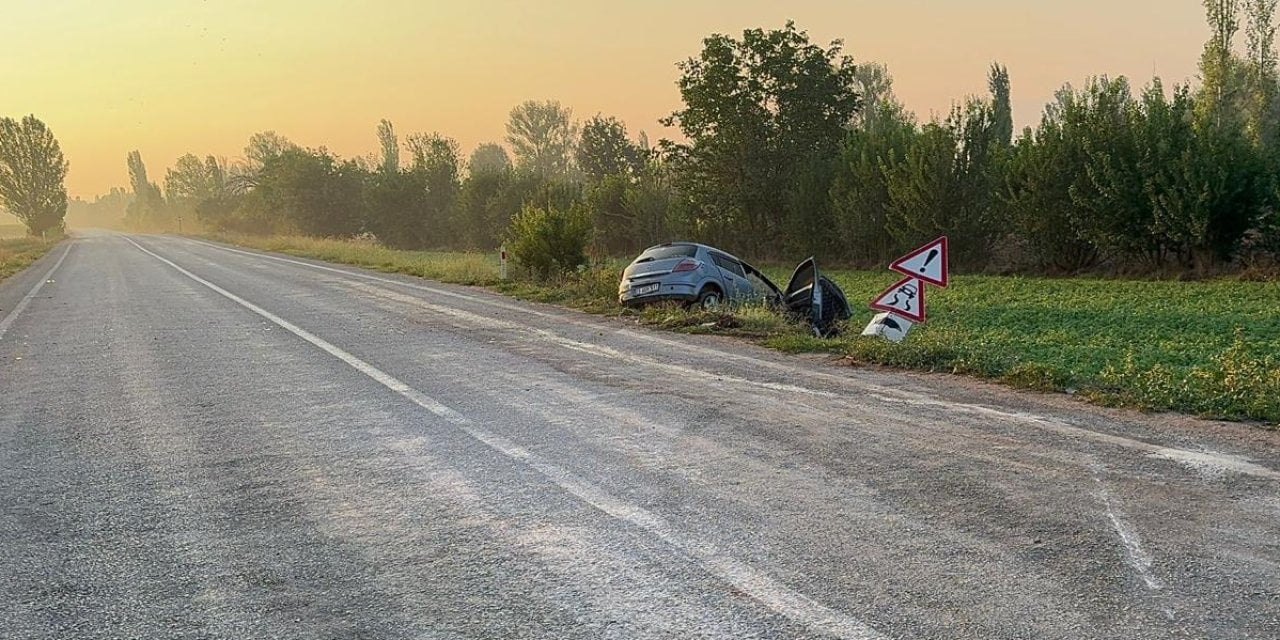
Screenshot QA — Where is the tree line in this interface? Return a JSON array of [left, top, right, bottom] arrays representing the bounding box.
[[7, 3, 1280, 276]]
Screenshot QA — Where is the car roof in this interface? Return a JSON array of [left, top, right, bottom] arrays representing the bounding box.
[[644, 242, 746, 263]]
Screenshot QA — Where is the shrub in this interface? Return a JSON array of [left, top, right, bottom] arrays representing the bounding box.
[[504, 204, 591, 278]]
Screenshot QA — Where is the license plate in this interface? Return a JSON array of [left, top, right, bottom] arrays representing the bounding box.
[[632, 283, 660, 296]]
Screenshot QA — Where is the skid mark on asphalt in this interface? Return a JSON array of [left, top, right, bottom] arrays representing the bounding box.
[[178, 237, 1280, 483], [127, 236, 886, 640], [1088, 462, 1175, 621]]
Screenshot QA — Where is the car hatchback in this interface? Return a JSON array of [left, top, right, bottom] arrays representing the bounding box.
[[618, 242, 853, 337]]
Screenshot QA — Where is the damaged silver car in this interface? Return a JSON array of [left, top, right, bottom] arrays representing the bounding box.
[[618, 242, 853, 337]]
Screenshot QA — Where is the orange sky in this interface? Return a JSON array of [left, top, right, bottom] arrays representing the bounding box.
[[1, 0, 1210, 198]]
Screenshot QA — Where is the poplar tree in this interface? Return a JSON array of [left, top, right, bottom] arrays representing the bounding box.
[[1200, 0, 1246, 128]]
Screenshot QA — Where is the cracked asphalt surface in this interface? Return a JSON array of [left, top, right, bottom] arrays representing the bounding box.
[[1, 230, 1277, 639]]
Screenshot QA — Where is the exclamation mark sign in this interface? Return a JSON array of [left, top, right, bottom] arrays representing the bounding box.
[[920, 249, 939, 273]]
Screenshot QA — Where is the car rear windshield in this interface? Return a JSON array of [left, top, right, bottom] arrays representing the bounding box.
[[636, 245, 697, 262]]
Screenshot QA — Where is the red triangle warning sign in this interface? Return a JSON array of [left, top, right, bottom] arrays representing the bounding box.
[[890, 237, 949, 288], [870, 276, 928, 324]]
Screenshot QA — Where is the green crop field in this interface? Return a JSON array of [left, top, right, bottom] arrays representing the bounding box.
[[205, 233, 1280, 425]]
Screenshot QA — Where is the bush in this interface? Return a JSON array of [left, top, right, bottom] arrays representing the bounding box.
[[504, 204, 591, 278]]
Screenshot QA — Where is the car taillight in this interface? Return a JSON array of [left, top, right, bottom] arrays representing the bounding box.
[[672, 259, 699, 273]]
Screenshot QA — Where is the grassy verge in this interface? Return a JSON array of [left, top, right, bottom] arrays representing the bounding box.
[[204, 233, 1280, 425], [0, 235, 59, 283]]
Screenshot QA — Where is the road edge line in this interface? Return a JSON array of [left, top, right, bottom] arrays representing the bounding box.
[[0, 242, 73, 341]]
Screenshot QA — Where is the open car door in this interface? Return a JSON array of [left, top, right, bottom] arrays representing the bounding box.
[[782, 258, 853, 337]]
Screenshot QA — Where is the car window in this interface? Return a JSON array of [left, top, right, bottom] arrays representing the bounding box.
[[710, 253, 746, 278], [635, 245, 697, 262]]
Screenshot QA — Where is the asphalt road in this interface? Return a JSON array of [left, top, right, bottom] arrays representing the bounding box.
[[1, 231, 1278, 639]]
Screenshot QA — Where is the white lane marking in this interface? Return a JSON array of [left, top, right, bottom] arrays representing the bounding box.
[[0, 243, 72, 341], [125, 236, 885, 639], [179, 237, 1280, 482]]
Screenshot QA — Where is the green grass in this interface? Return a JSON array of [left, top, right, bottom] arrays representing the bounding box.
[[205, 233, 1280, 425], [0, 235, 59, 283]]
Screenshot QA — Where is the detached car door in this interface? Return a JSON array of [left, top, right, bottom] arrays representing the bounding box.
[[783, 258, 853, 337]]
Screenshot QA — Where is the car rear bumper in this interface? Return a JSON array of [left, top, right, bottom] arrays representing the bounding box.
[[619, 282, 698, 307]]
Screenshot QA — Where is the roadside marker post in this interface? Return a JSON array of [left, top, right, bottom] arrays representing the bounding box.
[[500, 246, 508, 281], [863, 236, 949, 342]]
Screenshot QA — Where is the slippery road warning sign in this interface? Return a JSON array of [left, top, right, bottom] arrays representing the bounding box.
[[870, 277, 928, 324], [865, 236, 948, 338], [890, 237, 949, 288]]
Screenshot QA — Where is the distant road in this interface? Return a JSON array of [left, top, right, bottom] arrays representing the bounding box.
[[2, 230, 1277, 639]]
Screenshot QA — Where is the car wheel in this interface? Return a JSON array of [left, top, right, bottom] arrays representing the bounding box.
[[695, 288, 722, 311]]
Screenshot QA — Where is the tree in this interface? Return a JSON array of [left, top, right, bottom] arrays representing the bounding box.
[[0, 115, 69, 235], [850, 63, 905, 130], [504, 203, 591, 278], [1002, 88, 1100, 271], [1140, 83, 1267, 268], [989, 63, 1014, 147], [506, 100, 578, 178], [364, 169, 427, 248], [576, 115, 641, 182], [456, 144, 515, 248], [468, 143, 512, 176], [244, 131, 295, 173], [583, 174, 631, 253], [1058, 76, 1264, 268], [377, 119, 400, 175], [164, 153, 218, 203], [194, 166, 238, 231], [205, 155, 228, 193], [66, 188, 131, 228], [623, 158, 679, 249], [663, 22, 859, 255], [455, 170, 508, 248], [1245, 0, 1280, 144], [253, 147, 363, 237], [1200, 0, 1248, 128], [408, 132, 462, 246], [882, 80, 1009, 266], [1059, 77, 1162, 263], [831, 101, 918, 264], [125, 150, 166, 229], [164, 153, 226, 228]]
